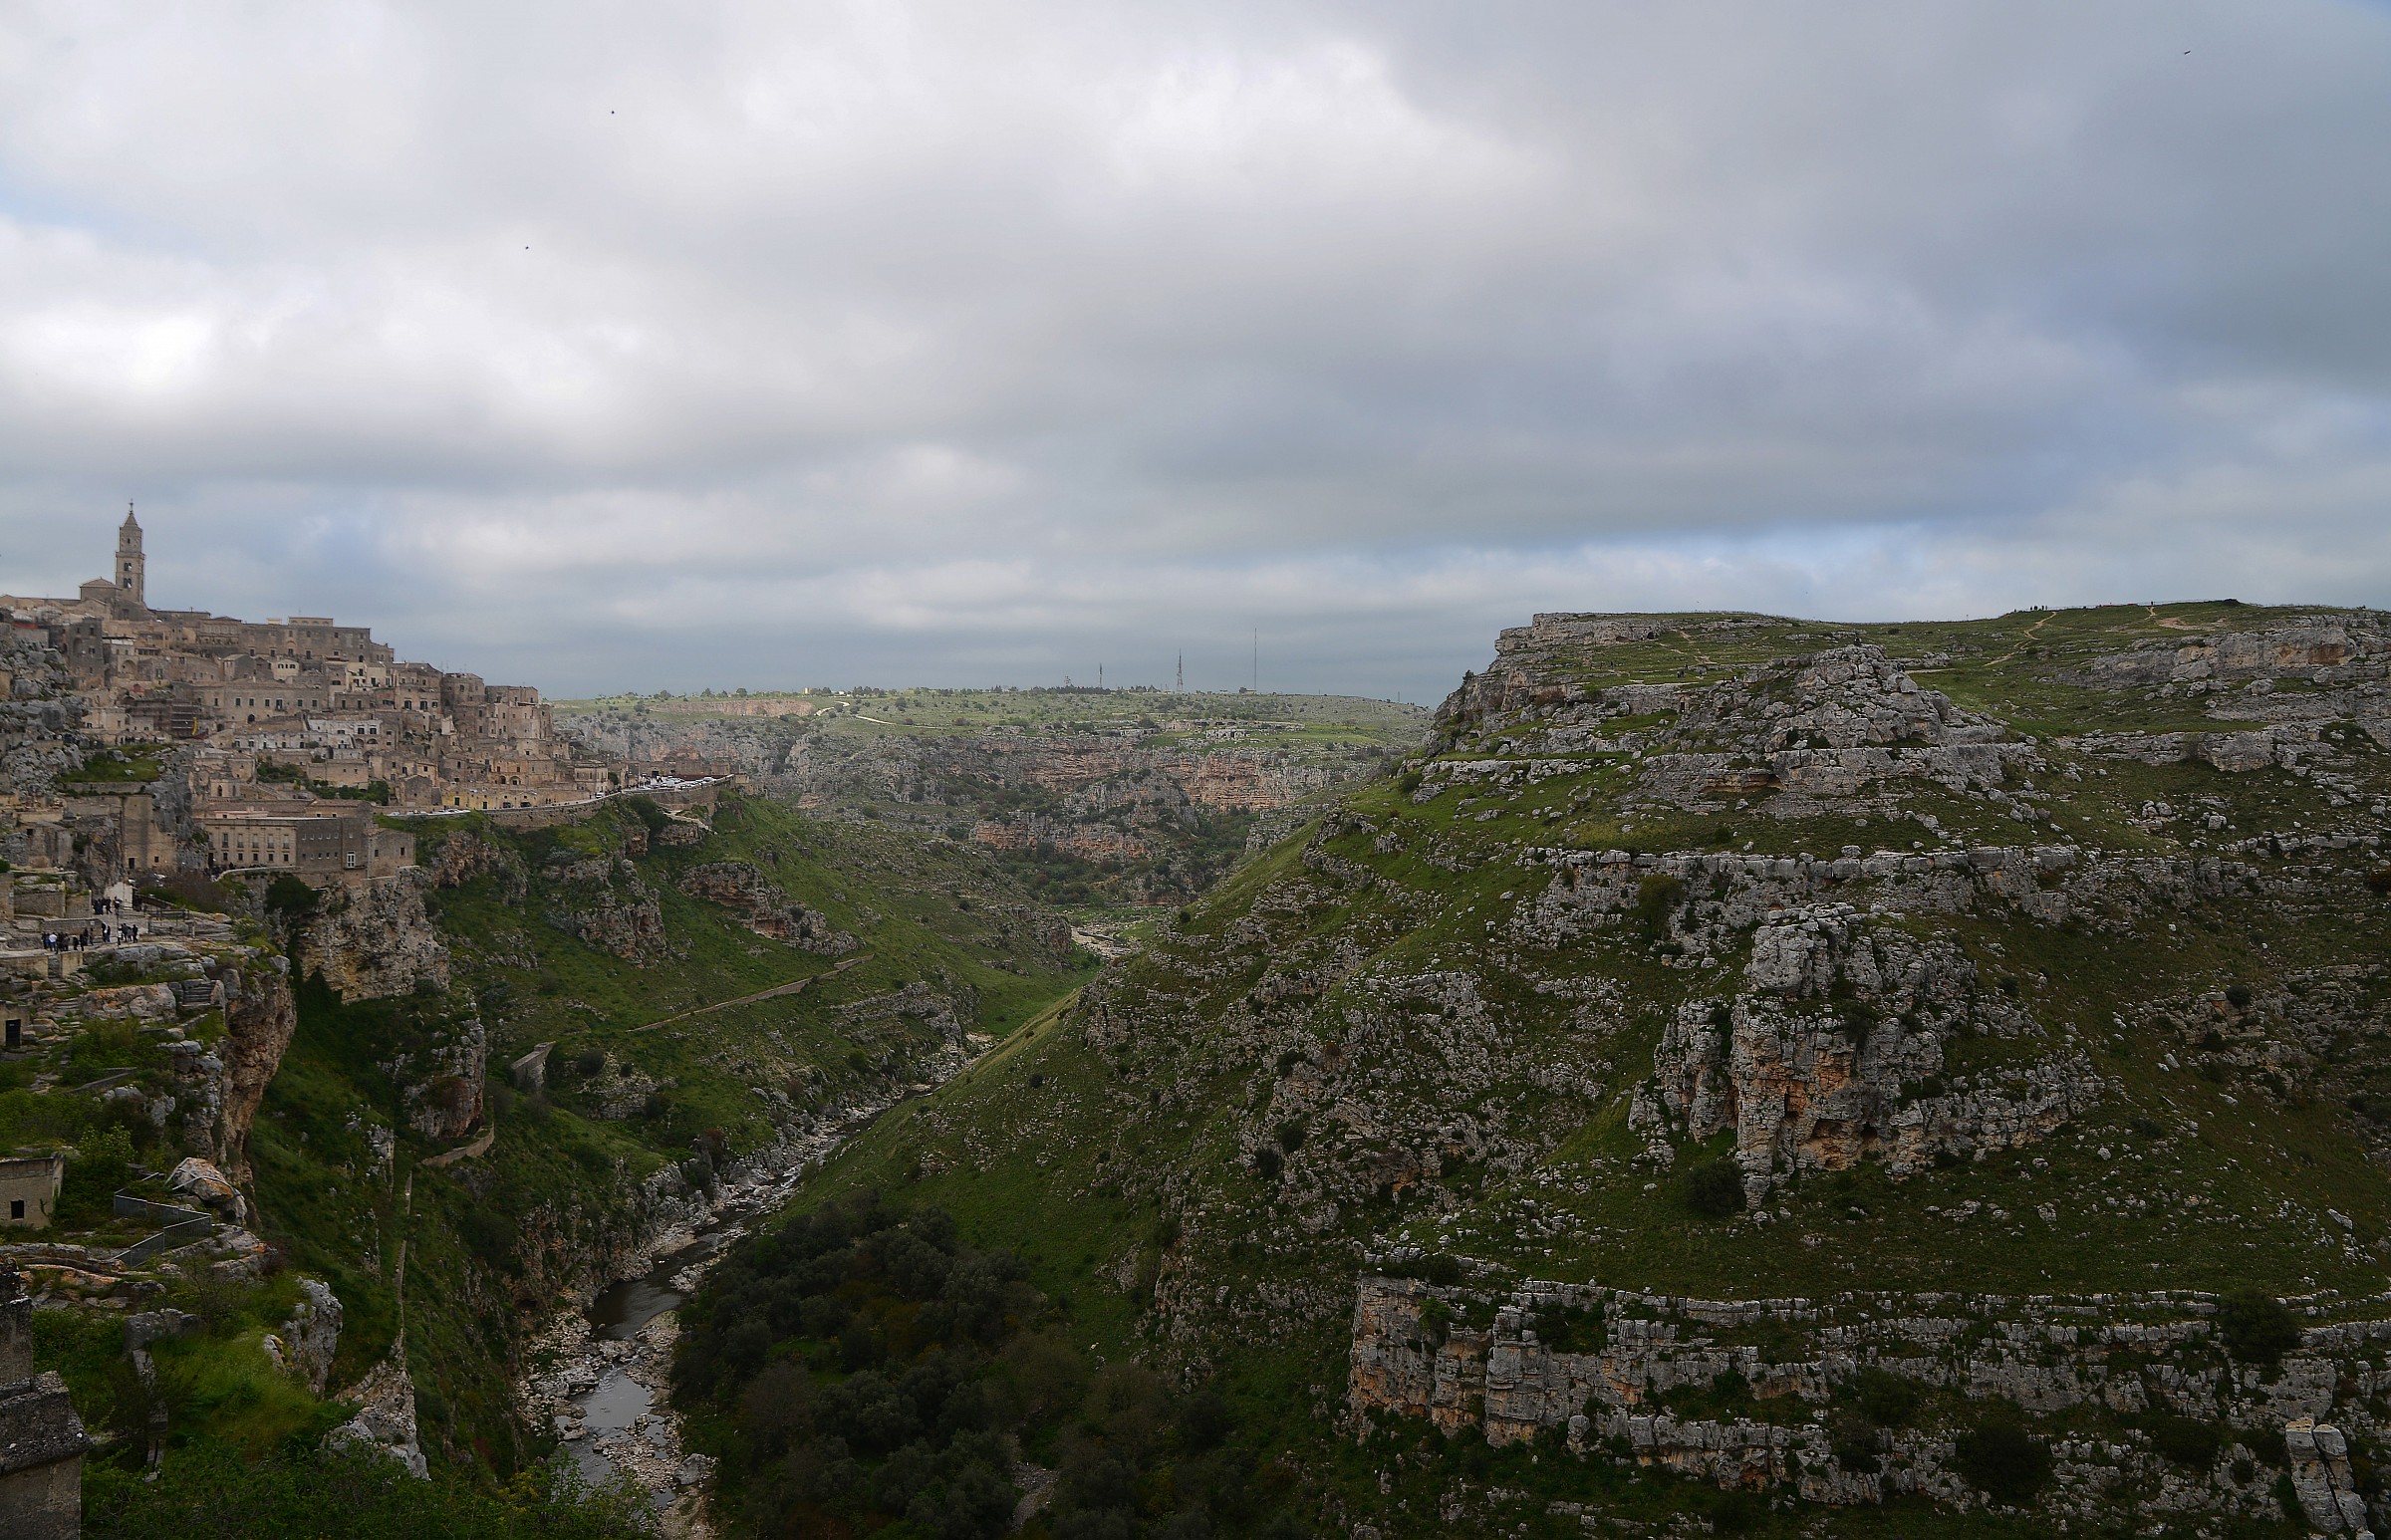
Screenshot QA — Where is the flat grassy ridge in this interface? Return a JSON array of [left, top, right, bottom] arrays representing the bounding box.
[[736, 603, 2391, 1538]]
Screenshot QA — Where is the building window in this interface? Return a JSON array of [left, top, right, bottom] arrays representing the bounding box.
[[9, 1200, 22, 1220]]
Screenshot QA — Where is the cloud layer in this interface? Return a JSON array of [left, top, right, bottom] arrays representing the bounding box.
[[4, 0, 2388, 699]]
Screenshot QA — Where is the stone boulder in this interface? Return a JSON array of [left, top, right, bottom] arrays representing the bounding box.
[[328, 1354, 426, 1479]]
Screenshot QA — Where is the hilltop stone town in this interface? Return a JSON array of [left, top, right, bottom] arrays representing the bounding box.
[[0, 511, 688, 900]]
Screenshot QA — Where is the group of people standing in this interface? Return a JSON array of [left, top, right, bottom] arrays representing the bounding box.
[[42, 920, 137, 951], [40, 894, 141, 952]]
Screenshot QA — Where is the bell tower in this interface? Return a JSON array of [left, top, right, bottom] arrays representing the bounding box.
[[116, 504, 145, 611]]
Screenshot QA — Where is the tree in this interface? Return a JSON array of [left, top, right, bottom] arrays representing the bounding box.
[[2218, 1288, 2301, 1367], [1955, 1417, 2052, 1503], [1684, 1157, 1745, 1217]]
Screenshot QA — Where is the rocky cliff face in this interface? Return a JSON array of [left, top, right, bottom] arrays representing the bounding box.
[[675, 860, 856, 953], [1642, 903, 2100, 1194], [0, 623, 85, 800], [542, 858, 671, 963], [390, 1013, 487, 1142], [296, 871, 451, 1000], [1349, 1268, 2391, 1527], [558, 696, 1421, 904]]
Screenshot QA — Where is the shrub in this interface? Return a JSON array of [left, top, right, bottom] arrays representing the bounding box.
[[2218, 1288, 2301, 1367], [1955, 1417, 2052, 1503], [1829, 1407, 1881, 1473], [86, 1442, 659, 1539], [1852, 1368, 1925, 1428], [56, 1124, 137, 1228], [1684, 1157, 1745, 1218], [2225, 983, 2255, 1010], [673, 1196, 1286, 1540], [1710, 1488, 1765, 1534], [2146, 1412, 2224, 1468], [1252, 1146, 1282, 1180], [264, 875, 318, 919], [1635, 873, 1688, 936], [1387, 1252, 1464, 1287], [2242, 1423, 2289, 1464]]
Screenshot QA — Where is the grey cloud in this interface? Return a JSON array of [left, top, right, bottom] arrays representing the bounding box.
[[1, 0, 2387, 701]]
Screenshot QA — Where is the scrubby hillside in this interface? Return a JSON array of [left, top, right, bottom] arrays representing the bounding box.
[[768, 603, 2391, 1538], [26, 788, 1094, 1517]]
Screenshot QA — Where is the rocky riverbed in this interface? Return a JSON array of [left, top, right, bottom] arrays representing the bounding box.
[[516, 1044, 988, 1536]]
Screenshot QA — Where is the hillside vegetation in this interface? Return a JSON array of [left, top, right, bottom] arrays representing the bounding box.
[[748, 603, 2391, 1538], [31, 789, 1093, 1513]]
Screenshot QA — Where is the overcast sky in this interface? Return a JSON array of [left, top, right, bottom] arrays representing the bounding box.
[[4, 2, 2388, 701]]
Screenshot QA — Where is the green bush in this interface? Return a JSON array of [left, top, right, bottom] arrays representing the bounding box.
[[2218, 1288, 2302, 1367], [54, 1123, 135, 1228], [2349, 1093, 2391, 1124], [1684, 1157, 1745, 1218], [1954, 1417, 2052, 1503], [265, 875, 319, 919], [1635, 873, 1688, 936], [1829, 1407, 1880, 1473], [2146, 1412, 2225, 1468], [87, 1443, 659, 1539], [674, 1195, 1293, 1540], [2241, 1422, 2289, 1464], [1851, 1367, 1925, 1428]]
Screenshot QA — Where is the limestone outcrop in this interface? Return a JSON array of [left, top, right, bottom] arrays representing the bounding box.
[[390, 1014, 487, 1142], [1350, 1271, 2391, 1526], [675, 861, 857, 953], [296, 870, 450, 1000], [329, 1353, 427, 1478], [543, 860, 670, 963], [428, 830, 530, 903], [214, 954, 297, 1184], [1644, 904, 2098, 1189], [261, 1277, 343, 1396]]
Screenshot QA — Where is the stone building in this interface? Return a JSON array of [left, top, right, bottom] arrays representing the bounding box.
[[198, 805, 415, 884], [0, 1154, 65, 1228], [0, 1263, 87, 1540], [0, 510, 625, 910]]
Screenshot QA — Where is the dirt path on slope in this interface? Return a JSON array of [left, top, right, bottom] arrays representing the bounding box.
[[630, 954, 869, 1033]]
